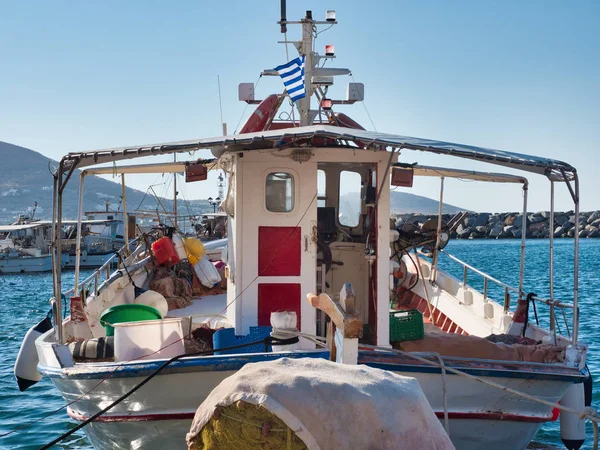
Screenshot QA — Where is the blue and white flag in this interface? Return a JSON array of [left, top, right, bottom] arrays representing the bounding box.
[[274, 55, 306, 102]]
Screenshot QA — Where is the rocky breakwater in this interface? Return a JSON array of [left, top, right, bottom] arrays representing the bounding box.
[[392, 210, 600, 239]]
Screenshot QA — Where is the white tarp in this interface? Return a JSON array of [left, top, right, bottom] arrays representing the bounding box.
[[186, 357, 454, 450]]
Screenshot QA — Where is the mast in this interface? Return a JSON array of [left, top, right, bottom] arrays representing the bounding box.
[[297, 11, 314, 126]]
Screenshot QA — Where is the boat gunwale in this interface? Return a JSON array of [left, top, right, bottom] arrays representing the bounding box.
[[37, 348, 585, 383]]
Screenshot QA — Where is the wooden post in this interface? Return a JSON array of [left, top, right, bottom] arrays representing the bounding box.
[[307, 283, 362, 365]]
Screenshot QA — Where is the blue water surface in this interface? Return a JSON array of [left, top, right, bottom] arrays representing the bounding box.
[[0, 239, 598, 449]]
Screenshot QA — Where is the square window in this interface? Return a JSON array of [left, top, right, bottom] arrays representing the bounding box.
[[266, 172, 294, 212]]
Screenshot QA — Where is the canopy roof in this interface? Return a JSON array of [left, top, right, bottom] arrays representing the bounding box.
[[0, 223, 47, 232], [61, 125, 575, 182]]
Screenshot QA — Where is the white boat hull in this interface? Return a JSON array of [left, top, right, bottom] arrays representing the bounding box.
[[63, 252, 115, 269], [0, 254, 53, 273], [37, 336, 581, 450]]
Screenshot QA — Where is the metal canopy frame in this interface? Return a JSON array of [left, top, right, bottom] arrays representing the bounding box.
[[411, 165, 530, 310], [50, 126, 582, 347], [59, 125, 575, 181]]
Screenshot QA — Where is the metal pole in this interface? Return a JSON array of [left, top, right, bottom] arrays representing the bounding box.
[[74, 172, 85, 292], [121, 174, 129, 256], [549, 181, 556, 341], [432, 176, 445, 280], [573, 174, 580, 345], [50, 172, 58, 296], [55, 164, 64, 344], [549, 181, 555, 303], [173, 154, 178, 229], [518, 182, 528, 304]]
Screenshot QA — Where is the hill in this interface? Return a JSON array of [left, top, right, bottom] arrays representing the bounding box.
[[389, 191, 465, 214], [0, 141, 211, 222], [0, 141, 467, 223]]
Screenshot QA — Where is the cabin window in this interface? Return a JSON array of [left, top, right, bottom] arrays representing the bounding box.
[[339, 170, 361, 227], [317, 169, 326, 207], [265, 172, 295, 212]]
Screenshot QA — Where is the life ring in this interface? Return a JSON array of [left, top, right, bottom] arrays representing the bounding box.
[[330, 112, 365, 130], [239, 94, 280, 134]]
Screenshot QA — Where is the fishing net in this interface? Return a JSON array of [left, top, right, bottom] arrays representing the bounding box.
[[187, 357, 454, 450], [190, 400, 307, 450]]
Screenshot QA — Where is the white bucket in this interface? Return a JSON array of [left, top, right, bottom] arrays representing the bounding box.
[[114, 318, 185, 362]]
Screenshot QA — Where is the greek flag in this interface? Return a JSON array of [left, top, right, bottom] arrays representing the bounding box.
[[275, 56, 306, 102]]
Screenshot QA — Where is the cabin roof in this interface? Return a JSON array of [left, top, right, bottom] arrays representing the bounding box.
[[61, 125, 575, 181]]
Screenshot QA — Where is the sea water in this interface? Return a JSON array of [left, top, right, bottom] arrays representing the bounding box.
[[0, 239, 598, 449]]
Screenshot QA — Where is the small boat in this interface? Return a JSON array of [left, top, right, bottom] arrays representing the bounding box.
[[0, 222, 56, 273], [19, 5, 595, 450], [0, 218, 123, 273]]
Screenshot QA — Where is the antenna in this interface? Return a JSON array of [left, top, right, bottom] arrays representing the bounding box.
[[217, 75, 227, 136], [280, 0, 287, 33]]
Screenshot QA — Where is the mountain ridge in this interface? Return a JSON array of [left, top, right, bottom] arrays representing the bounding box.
[[0, 141, 467, 222]]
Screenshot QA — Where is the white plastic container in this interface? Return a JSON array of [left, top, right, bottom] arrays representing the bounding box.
[[172, 234, 188, 261], [270, 311, 298, 352], [194, 256, 221, 288], [114, 318, 185, 362]]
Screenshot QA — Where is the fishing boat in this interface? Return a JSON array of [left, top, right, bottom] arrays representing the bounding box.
[[0, 218, 121, 273], [0, 222, 55, 273], [18, 6, 596, 450]]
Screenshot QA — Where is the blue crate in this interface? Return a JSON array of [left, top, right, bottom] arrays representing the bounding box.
[[212, 326, 273, 355]]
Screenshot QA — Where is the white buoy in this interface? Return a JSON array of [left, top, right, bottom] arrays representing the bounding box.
[[193, 256, 221, 288], [14, 316, 52, 391], [560, 382, 586, 450]]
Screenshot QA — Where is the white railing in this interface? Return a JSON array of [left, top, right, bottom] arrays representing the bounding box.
[[437, 249, 574, 337], [64, 236, 143, 299]]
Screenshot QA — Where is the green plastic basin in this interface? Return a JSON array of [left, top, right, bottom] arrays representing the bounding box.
[[100, 304, 162, 336]]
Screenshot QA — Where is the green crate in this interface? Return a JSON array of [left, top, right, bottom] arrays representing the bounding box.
[[389, 309, 424, 342]]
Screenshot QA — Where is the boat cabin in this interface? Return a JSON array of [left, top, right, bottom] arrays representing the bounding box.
[[221, 144, 396, 346]]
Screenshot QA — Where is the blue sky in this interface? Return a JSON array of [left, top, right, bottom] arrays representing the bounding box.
[[1, 0, 598, 212]]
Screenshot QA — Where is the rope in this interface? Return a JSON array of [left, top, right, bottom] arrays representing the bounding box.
[[412, 249, 435, 321], [366, 344, 600, 428], [203, 192, 318, 325], [351, 73, 377, 131], [430, 352, 449, 434], [38, 335, 298, 450], [23, 201, 319, 439], [272, 328, 600, 444], [233, 74, 263, 134]]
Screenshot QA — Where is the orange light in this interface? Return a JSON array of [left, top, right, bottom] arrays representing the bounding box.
[[321, 98, 333, 110], [325, 44, 335, 56]]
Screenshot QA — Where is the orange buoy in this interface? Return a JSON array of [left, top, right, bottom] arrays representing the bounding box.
[[330, 112, 365, 130]]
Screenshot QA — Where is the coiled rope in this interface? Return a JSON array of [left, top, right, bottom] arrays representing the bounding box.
[[274, 328, 600, 450]]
